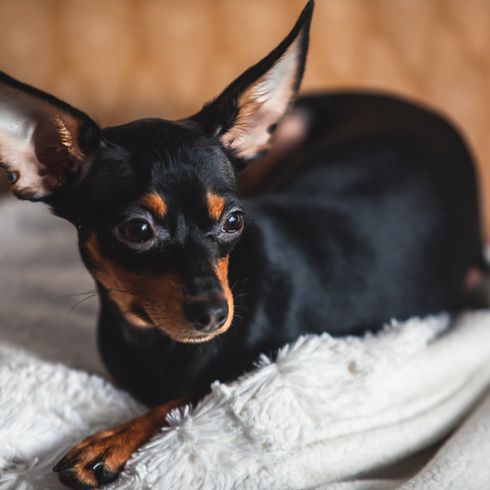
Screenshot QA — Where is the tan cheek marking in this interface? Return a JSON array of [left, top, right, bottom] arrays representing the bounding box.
[[86, 233, 137, 323], [207, 192, 225, 221], [85, 233, 229, 344], [215, 256, 234, 332], [86, 233, 185, 336], [140, 192, 167, 218]]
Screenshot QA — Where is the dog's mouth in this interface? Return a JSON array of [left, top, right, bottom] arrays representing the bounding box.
[[125, 297, 234, 344]]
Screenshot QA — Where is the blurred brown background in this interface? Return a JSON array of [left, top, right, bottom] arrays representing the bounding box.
[[1, 0, 489, 236]]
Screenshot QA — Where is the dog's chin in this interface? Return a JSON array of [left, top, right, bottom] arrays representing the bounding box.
[[170, 325, 231, 344], [123, 310, 234, 344]]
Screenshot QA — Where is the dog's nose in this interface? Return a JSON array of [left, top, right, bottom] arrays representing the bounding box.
[[185, 299, 229, 332]]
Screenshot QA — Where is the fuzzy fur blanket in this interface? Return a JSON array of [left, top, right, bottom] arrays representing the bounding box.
[[2, 198, 490, 490]]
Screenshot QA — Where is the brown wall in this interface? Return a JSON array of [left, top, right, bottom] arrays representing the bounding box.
[[1, 0, 490, 236]]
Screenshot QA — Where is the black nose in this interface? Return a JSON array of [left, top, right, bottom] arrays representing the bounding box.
[[184, 299, 229, 332]]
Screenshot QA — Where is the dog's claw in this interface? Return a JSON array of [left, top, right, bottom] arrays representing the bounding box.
[[91, 459, 119, 485], [57, 468, 95, 490], [53, 452, 81, 473]]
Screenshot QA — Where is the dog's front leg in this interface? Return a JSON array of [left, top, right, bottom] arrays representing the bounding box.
[[53, 396, 190, 489]]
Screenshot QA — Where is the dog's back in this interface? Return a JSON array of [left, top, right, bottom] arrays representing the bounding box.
[[236, 92, 481, 340]]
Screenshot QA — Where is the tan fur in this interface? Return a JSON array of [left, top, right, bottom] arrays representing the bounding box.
[[50, 113, 85, 161], [225, 88, 263, 138], [140, 192, 167, 217], [59, 397, 188, 485], [86, 233, 234, 343], [215, 256, 234, 332], [206, 192, 225, 221]]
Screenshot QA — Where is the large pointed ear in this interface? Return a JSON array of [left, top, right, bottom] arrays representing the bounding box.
[[0, 72, 101, 201], [191, 1, 314, 163]]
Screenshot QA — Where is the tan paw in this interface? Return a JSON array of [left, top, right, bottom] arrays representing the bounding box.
[[53, 426, 137, 489]]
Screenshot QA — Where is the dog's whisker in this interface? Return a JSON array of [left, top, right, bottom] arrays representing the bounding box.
[[230, 278, 252, 293], [67, 293, 99, 317], [62, 289, 97, 298], [232, 292, 254, 302]]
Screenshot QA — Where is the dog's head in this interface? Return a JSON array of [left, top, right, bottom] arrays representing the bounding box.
[[0, 2, 313, 343]]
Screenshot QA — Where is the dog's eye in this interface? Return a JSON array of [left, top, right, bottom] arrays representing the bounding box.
[[120, 219, 154, 243], [223, 211, 244, 234], [7, 171, 19, 184]]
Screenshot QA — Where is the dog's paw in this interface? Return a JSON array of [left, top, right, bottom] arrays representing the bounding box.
[[53, 427, 135, 489]]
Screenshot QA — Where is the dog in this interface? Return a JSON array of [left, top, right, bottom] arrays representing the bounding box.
[[0, 1, 485, 488]]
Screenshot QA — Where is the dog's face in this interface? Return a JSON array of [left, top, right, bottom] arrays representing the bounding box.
[[0, 2, 313, 342], [76, 120, 242, 343]]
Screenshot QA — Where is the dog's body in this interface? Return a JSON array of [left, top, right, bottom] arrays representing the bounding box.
[[0, 1, 484, 487], [100, 91, 482, 407]]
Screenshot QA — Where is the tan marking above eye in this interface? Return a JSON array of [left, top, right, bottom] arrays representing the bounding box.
[[207, 192, 225, 221], [85, 232, 235, 344], [140, 192, 167, 218]]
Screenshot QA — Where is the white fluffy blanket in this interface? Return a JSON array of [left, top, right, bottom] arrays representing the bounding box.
[[2, 198, 490, 490]]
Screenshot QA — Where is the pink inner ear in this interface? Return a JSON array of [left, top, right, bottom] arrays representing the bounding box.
[[36, 146, 71, 182], [221, 80, 297, 160], [34, 117, 78, 175], [0, 108, 83, 199], [220, 34, 302, 160], [0, 118, 49, 199], [0, 72, 94, 200]]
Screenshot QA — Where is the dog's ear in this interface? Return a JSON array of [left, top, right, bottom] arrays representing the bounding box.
[[191, 1, 314, 164], [0, 72, 101, 201]]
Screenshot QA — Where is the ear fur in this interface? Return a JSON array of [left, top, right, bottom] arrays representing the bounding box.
[[191, 1, 314, 163], [0, 71, 100, 201]]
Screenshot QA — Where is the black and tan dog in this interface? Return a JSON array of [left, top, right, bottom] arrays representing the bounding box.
[[0, 1, 485, 488]]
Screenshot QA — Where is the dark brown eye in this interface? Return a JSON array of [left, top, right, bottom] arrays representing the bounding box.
[[7, 171, 19, 184], [223, 211, 244, 234], [121, 219, 154, 243]]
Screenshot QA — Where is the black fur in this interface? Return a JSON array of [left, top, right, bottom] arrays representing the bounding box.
[[0, 1, 482, 408], [95, 91, 482, 405], [0, 4, 484, 485]]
